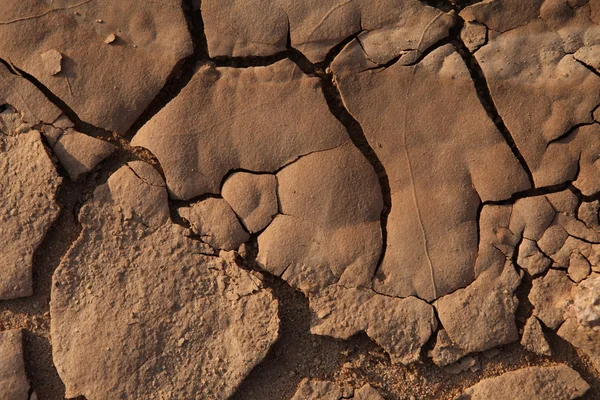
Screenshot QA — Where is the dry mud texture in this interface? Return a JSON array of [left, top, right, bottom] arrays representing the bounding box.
[[1, 0, 600, 399]]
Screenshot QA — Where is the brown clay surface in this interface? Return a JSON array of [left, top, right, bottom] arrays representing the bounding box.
[[1, 0, 600, 399]]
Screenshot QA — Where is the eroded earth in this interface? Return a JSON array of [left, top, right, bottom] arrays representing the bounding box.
[[1, 0, 600, 399]]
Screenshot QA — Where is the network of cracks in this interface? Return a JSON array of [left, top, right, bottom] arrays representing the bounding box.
[[1, 0, 600, 399]]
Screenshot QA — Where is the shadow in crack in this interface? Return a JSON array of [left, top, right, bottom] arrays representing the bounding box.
[[229, 273, 380, 400]]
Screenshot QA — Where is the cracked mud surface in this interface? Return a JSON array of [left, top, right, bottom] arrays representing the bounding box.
[[1, 0, 600, 399]]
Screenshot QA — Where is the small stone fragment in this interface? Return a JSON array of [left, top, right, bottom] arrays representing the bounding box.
[[456, 365, 589, 400], [50, 129, 115, 181], [291, 379, 344, 400], [578, 201, 600, 230], [104, 33, 117, 44], [221, 172, 278, 233], [445, 356, 479, 375], [41, 49, 62, 75], [461, 21, 487, 52], [517, 238, 552, 276], [354, 384, 384, 400], [179, 198, 250, 251], [529, 269, 574, 329], [41, 124, 63, 146], [521, 316, 552, 356], [429, 329, 469, 367], [568, 253, 592, 283], [0, 330, 30, 400], [482, 348, 500, 359]]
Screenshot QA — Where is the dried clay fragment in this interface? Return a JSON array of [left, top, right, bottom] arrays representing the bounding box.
[[47, 129, 115, 181], [132, 58, 418, 361], [0, 330, 30, 400], [460, 0, 600, 194], [309, 285, 437, 364], [202, 0, 454, 63], [221, 172, 278, 233], [132, 59, 348, 200], [0, 0, 193, 132], [332, 42, 530, 301], [455, 364, 589, 400], [432, 262, 522, 363], [257, 141, 383, 294], [529, 269, 574, 330], [461, 22, 487, 52], [558, 274, 600, 373], [40, 49, 62, 75], [444, 356, 480, 375], [353, 384, 385, 400], [51, 162, 279, 400], [178, 198, 250, 251], [0, 66, 63, 300], [291, 379, 345, 400], [521, 316, 552, 356]]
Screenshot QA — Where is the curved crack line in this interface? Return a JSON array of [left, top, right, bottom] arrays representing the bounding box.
[[0, 0, 94, 25]]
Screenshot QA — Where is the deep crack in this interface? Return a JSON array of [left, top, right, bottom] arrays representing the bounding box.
[[449, 16, 536, 188]]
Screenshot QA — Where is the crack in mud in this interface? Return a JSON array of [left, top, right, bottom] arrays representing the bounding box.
[[448, 17, 536, 188]]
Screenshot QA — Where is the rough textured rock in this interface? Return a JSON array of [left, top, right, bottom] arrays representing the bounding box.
[[0, 0, 193, 132], [521, 316, 552, 356], [445, 356, 480, 375], [0, 329, 30, 400], [47, 128, 115, 181], [354, 384, 385, 400], [202, 0, 455, 63], [461, 21, 487, 52], [132, 59, 348, 200], [332, 43, 530, 301], [530, 269, 574, 330], [310, 285, 437, 364], [429, 329, 469, 367], [0, 100, 62, 300], [51, 162, 279, 400], [179, 198, 250, 251], [461, 0, 600, 192], [221, 172, 278, 233], [433, 262, 522, 358], [558, 275, 600, 372], [456, 364, 589, 400]]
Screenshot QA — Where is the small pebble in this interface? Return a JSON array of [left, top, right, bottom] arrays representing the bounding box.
[[105, 33, 117, 44]]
